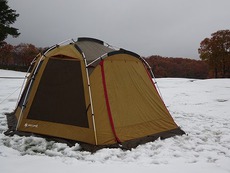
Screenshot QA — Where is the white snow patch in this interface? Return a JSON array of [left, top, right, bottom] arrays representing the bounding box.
[[0, 70, 230, 173]]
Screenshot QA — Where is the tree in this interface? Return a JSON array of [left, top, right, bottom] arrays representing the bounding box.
[[0, 42, 14, 65], [145, 56, 208, 79], [0, 0, 20, 46], [0, 43, 39, 71], [198, 30, 230, 78], [13, 43, 39, 67]]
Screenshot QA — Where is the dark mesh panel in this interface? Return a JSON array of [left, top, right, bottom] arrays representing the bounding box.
[[28, 58, 89, 127]]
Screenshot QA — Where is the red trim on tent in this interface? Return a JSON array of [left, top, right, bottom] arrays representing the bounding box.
[[100, 60, 121, 143], [145, 68, 157, 90]]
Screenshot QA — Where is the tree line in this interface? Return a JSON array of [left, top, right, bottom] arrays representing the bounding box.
[[0, 42, 209, 79], [1, 40, 229, 78], [0, 38, 229, 78], [0, 42, 43, 71], [146, 56, 209, 79]]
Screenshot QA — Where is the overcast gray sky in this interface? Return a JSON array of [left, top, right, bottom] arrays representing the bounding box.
[[6, 0, 230, 59]]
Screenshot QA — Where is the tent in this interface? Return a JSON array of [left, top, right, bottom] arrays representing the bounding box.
[[6, 37, 185, 150]]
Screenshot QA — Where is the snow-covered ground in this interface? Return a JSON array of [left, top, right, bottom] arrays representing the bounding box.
[[0, 69, 229, 173]]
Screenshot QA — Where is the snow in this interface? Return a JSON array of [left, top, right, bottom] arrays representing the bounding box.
[[0, 69, 230, 173]]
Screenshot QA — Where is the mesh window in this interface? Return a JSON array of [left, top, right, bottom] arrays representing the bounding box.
[[27, 58, 89, 128]]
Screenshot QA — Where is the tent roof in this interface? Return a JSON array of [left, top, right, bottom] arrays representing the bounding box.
[[75, 37, 115, 61]]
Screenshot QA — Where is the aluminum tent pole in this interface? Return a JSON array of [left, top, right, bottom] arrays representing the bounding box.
[[82, 52, 98, 145], [86, 53, 108, 68], [15, 55, 38, 109], [140, 57, 164, 99], [16, 55, 44, 130]]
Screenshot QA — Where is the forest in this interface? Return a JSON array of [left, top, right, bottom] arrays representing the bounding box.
[[0, 42, 43, 72], [146, 55, 209, 79], [0, 42, 210, 79]]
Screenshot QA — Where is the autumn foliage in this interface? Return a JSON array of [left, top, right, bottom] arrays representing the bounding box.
[[0, 42, 41, 71], [145, 55, 209, 79], [198, 30, 230, 78], [0, 42, 210, 78]]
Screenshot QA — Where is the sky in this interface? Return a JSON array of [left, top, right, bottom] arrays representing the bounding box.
[[6, 0, 230, 59]]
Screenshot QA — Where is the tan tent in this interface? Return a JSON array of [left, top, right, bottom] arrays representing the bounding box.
[[8, 37, 184, 150]]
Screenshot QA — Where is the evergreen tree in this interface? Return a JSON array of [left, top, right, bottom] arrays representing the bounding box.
[[0, 0, 20, 46]]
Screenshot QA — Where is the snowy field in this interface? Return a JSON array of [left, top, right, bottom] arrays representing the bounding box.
[[0, 69, 230, 173]]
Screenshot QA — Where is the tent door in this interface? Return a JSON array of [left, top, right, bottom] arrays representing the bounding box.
[[27, 57, 89, 128]]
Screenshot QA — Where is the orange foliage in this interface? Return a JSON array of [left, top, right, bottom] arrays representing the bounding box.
[[0, 43, 209, 78], [0, 43, 40, 71], [198, 30, 230, 78], [145, 56, 209, 79]]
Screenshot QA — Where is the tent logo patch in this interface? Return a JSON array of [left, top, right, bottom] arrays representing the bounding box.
[[24, 123, 38, 128]]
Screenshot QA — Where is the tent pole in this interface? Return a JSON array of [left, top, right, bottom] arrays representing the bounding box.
[[86, 53, 108, 68], [16, 55, 44, 130], [140, 57, 163, 99], [15, 55, 39, 109], [82, 52, 98, 145]]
